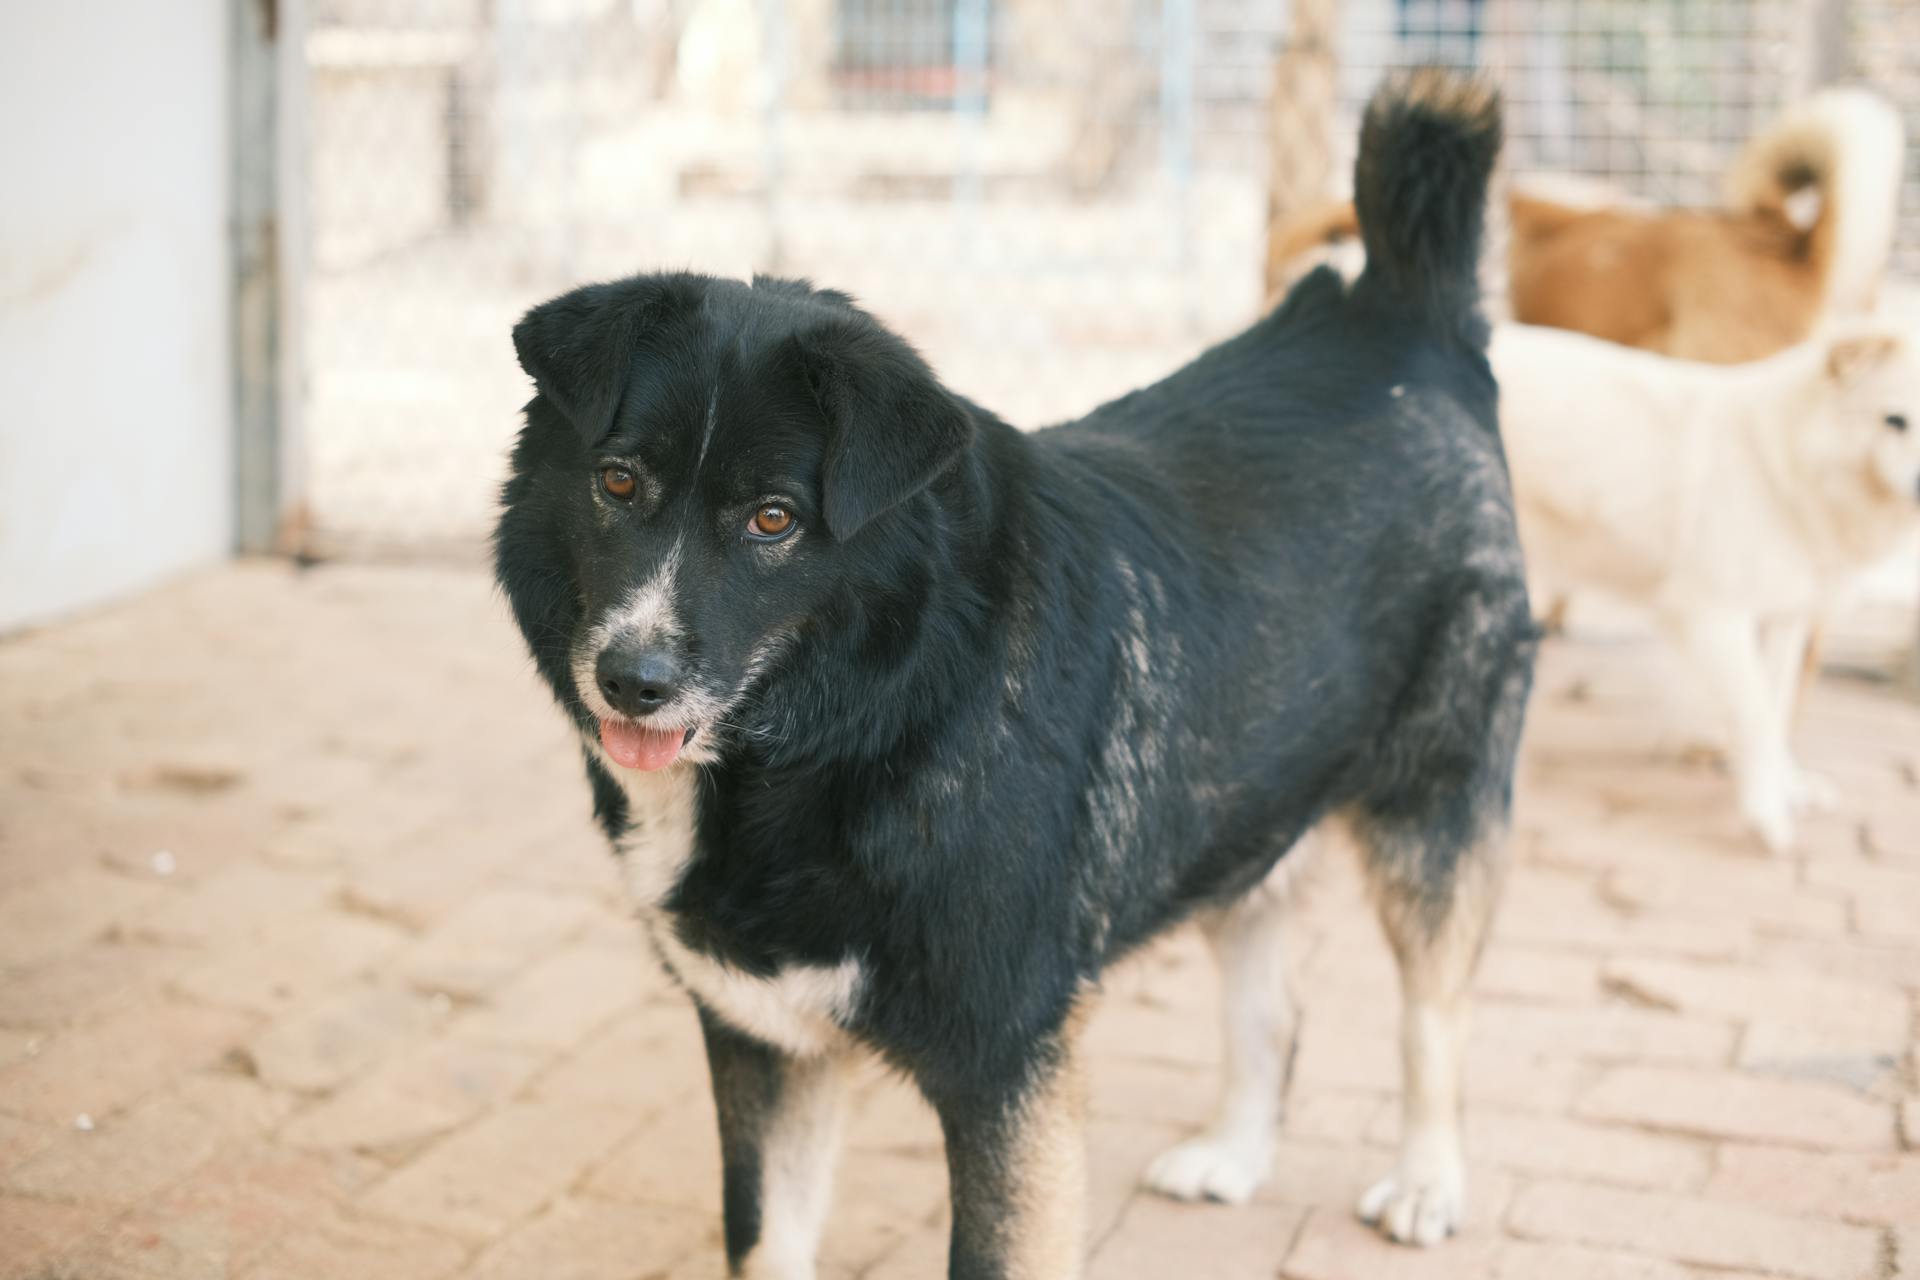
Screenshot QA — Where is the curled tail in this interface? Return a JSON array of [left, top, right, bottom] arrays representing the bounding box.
[[1725, 87, 1904, 315], [1353, 68, 1504, 342]]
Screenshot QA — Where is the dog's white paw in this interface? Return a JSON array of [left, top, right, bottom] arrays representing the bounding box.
[[1744, 799, 1796, 855], [1790, 767, 1840, 813], [1143, 1133, 1273, 1206], [1356, 1159, 1464, 1247], [739, 1250, 816, 1280]]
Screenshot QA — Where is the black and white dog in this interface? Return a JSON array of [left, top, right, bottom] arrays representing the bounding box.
[[496, 69, 1534, 1278]]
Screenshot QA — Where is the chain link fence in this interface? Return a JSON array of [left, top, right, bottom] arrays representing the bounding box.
[[296, 0, 1920, 556], [1331, 0, 1918, 261]]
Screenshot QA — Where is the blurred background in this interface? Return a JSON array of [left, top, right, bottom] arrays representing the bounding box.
[[4, 0, 1918, 628], [299, 0, 1920, 563]]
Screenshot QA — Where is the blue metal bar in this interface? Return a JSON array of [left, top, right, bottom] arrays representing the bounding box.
[[953, 0, 992, 258]]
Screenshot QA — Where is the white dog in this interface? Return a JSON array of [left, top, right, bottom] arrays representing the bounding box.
[[1492, 321, 1920, 851]]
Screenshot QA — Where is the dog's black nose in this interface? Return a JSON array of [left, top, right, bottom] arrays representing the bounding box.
[[596, 646, 682, 716]]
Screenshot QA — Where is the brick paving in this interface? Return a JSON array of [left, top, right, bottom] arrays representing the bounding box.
[[1, 560, 1917, 1280]]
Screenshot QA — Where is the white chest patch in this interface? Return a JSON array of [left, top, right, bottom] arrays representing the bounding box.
[[653, 930, 863, 1058], [605, 755, 698, 910], [603, 749, 863, 1058]]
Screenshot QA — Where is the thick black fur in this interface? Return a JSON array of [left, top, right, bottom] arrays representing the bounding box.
[[497, 69, 1533, 1279]]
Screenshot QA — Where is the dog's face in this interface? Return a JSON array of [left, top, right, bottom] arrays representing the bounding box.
[[496, 274, 972, 772], [1814, 329, 1920, 510]]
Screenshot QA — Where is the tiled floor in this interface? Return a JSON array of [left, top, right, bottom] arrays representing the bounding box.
[[1, 562, 1915, 1279]]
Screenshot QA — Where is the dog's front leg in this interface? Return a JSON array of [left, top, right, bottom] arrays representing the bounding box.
[[931, 1047, 1088, 1280], [699, 1008, 849, 1280]]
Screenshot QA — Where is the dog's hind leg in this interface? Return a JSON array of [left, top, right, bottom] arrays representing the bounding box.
[[700, 1009, 849, 1280], [1354, 823, 1506, 1247], [1142, 872, 1298, 1205], [1349, 578, 1532, 1247]]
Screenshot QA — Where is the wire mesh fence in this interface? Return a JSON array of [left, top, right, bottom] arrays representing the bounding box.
[[1342, 1, 1805, 205], [1334, 0, 1920, 250], [295, 0, 1920, 556]]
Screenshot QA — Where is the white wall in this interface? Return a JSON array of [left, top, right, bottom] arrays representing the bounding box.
[[0, 3, 234, 632]]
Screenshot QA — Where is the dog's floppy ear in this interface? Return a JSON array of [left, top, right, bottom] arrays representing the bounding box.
[[1825, 331, 1903, 384], [512, 279, 663, 445], [791, 320, 974, 539]]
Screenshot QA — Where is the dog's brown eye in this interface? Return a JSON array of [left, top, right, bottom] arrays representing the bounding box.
[[1887, 413, 1910, 433], [749, 505, 794, 539], [602, 467, 637, 499]]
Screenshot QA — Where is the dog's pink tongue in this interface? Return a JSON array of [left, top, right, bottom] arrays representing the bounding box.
[[599, 720, 684, 771]]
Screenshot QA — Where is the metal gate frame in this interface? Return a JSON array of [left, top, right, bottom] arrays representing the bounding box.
[[232, 0, 309, 556]]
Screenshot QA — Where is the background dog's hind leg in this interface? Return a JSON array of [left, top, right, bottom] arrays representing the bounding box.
[[1142, 871, 1297, 1205], [700, 1009, 849, 1280], [1354, 826, 1506, 1247]]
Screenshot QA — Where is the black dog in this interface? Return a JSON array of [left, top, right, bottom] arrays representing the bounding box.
[[497, 68, 1533, 1278]]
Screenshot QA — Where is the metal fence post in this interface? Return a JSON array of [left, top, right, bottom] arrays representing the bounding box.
[[952, 0, 991, 259], [1263, 0, 1337, 302], [759, 0, 789, 273], [1799, 0, 1850, 94], [1160, 0, 1196, 325], [233, 0, 307, 555]]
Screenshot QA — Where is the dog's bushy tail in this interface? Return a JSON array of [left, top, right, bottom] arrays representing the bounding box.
[[1726, 87, 1904, 315], [1353, 67, 1503, 343]]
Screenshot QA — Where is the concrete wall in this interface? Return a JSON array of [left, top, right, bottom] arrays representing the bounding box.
[[0, 3, 234, 632]]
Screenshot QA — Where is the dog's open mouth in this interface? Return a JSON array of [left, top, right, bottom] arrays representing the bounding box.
[[599, 720, 697, 771]]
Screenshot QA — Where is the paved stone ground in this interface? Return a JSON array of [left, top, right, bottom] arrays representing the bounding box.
[[2, 561, 1917, 1280]]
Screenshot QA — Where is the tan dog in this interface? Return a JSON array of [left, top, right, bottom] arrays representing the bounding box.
[[1494, 321, 1920, 852], [1269, 89, 1905, 363]]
